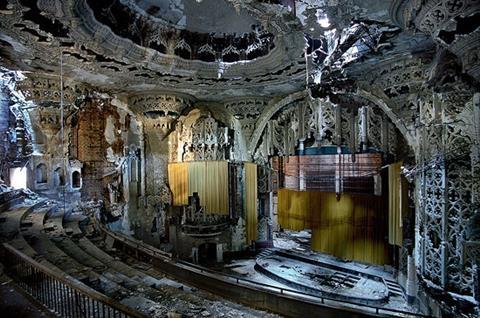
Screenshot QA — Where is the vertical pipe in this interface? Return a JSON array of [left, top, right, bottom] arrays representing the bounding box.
[[56, 280, 61, 314], [406, 255, 417, 304], [44, 276, 49, 309], [441, 113, 447, 288], [87, 297, 91, 317], [83, 295, 87, 318], [360, 106, 368, 152], [60, 51, 66, 212], [28, 264, 32, 295], [71, 290, 74, 318]]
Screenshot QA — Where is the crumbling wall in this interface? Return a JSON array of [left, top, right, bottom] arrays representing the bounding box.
[[76, 99, 113, 199], [0, 82, 14, 181], [73, 96, 142, 211], [0, 70, 33, 182]]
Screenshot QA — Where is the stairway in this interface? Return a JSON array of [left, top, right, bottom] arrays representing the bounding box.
[[384, 277, 406, 298], [330, 272, 361, 288], [257, 248, 276, 259]]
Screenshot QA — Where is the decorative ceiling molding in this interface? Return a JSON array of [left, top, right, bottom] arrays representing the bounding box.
[[128, 93, 195, 117]]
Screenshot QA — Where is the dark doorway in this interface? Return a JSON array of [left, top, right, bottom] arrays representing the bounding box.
[[198, 243, 217, 265]]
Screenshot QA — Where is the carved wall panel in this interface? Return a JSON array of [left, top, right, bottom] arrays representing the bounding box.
[[417, 93, 478, 297], [415, 0, 479, 36], [17, 75, 81, 106], [422, 157, 446, 286], [170, 112, 232, 162], [225, 98, 267, 151], [317, 101, 337, 146], [340, 107, 356, 153], [252, 95, 402, 163], [367, 107, 384, 151], [129, 94, 193, 117]]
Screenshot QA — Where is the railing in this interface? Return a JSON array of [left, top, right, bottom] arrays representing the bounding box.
[[99, 221, 172, 259], [175, 260, 432, 318], [97, 221, 431, 318], [1, 243, 148, 318]]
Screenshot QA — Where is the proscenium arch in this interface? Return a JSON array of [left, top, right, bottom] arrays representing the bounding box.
[[248, 90, 308, 156], [248, 89, 416, 157]]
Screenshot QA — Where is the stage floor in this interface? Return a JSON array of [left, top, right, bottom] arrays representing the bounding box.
[[215, 230, 424, 316]]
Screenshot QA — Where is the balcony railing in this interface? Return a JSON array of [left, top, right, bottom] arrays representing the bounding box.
[[1, 243, 147, 318]]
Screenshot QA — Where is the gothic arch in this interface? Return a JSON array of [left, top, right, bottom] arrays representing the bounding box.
[[248, 90, 308, 156], [248, 89, 415, 158], [353, 88, 417, 149]]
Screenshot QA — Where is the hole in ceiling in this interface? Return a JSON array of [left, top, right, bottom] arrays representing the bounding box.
[[438, 13, 480, 44]]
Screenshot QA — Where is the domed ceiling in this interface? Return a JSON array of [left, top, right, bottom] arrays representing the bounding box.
[[125, 0, 258, 34], [0, 0, 451, 102]]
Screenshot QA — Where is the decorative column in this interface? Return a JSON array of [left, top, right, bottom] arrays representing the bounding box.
[[359, 106, 368, 151], [225, 98, 267, 161], [129, 93, 193, 245]]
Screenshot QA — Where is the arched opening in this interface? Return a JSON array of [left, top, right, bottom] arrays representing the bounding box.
[[222, 51, 240, 63], [72, 171, 81, 189], [9, 167, 27, 189], [54, 167, 65, 187], [175, 47, 191, 60], [197, 51, 216, 62], [35, 163, 47, 184]]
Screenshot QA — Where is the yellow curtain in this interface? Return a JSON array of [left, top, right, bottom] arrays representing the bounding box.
[[278, 189, 389, 265], [245, 163, 258, 243], [169, 161, 229, 215], [204, 161, 228, 215], [277, 189, 311, 231], [351, 195, 388, 264], [311, 193, 354, 262], [167, 162, 189, 206], [188, 161, 207, 210], [388, 162, 404, 246]]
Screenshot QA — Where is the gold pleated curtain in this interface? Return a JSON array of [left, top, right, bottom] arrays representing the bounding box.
[[277, 189, 311, 231], [278, 189, 389, 265], [245, 163, 258, 243], [388, 162, 404, 246], [188, 161, 207, 209], [207, 160, 229, 214], [168, 162, 189, 206], [167, 161, 229, 215]]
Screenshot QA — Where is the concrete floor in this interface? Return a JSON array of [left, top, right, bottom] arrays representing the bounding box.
[[0, 275, 54, 318]]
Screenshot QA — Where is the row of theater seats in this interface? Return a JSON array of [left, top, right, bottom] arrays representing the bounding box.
[[0, 188, 267, 317]]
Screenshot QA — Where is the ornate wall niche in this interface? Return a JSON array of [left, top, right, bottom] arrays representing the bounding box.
[[70, 160, 83, 191]]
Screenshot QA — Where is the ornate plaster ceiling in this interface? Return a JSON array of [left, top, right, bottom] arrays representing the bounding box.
[[0, 0, 477, 103], [125, 0, 258, 34]]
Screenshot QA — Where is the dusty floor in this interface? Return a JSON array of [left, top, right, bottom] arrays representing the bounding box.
[[0, 274, 54, 318]]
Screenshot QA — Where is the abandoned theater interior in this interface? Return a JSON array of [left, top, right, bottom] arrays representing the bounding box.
[[0, 0, 479, 317]]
